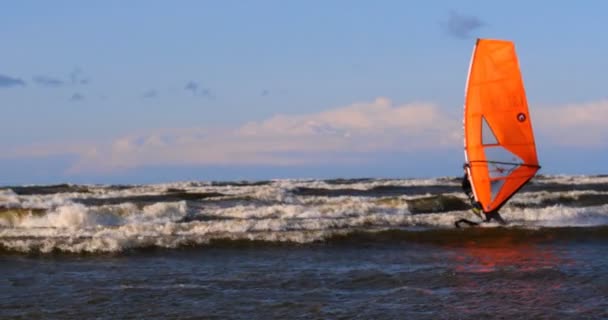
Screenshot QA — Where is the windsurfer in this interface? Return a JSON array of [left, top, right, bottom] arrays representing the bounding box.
[[461, 163, 506, 225], [457, 39, 539, 228], [461, 163, 483, 217]]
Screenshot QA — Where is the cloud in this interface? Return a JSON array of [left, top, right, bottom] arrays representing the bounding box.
[[442, 10, 484, 39], [33, 75, 65, 87], [70, 93, 85, 102], [184, 81, 198, 93], [70, 67, 89, 85], [34, 69, 92, 88], [142, 89, 157, 99], [84, 98, 460, 172], [184, 80, 214, 99], [533, 100, 608, 146], [0, 74, 26, 88], [8, 97, 608, 176], [8, 97, 460, 174]]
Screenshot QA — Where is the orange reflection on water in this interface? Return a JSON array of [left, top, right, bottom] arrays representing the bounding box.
[[452, 234, 565, 273], [446, 232, 574, 315]]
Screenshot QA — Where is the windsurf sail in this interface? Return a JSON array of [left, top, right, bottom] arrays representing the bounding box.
[[463, 38, 540, 213]]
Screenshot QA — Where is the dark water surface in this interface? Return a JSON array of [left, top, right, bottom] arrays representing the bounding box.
[[2, 230, 608, 319]]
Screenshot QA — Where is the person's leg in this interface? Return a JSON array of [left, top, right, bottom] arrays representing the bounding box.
[[466, 195, 483, 218]]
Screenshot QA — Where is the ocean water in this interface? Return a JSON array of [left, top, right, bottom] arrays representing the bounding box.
[[2, 175, 608, 319]]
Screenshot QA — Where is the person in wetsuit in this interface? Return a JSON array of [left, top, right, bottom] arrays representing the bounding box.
[[460, 163, 506, 225], [461, 163, 482, 216]]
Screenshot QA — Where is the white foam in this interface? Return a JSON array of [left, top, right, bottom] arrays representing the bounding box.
[[508, 189, 608, 206], [2, 201, 186, 229], [0, 196, 412, 252], [502, 204, 608, 227], [534, 175, 608, 185], [272, 177, 455, 191], [2, 176, 608, 253], [0, 189, 20, 207], [2, 203, 607, 253]]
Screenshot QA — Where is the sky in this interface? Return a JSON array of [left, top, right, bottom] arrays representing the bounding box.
[[1, 0, 608, 184]]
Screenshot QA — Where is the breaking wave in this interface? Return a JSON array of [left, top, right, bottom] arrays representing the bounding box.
[[2, 175, 608, 253]]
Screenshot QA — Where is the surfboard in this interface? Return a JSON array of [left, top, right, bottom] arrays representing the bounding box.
[[463, 39, 541, 213]]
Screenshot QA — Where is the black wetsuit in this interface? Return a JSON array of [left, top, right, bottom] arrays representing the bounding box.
[[458, 171, 506, 226], [461, 173, 471, 195], [461, 173, 476, 206]]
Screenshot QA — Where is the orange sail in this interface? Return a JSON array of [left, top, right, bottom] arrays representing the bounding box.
[[464, 39, 540, 213]]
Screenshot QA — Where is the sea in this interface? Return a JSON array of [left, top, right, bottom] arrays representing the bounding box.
[[2, 175, 608, 319]]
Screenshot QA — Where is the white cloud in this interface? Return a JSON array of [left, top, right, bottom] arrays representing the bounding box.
[[56, 97, 460, 173], [11, 97, 605, 175], [532, 100, 608, 146]]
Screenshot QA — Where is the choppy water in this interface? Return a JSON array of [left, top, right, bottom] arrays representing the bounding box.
[[2, 175, 608, 318]]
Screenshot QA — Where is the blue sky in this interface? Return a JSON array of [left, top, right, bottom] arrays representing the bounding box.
[[2, 1, 608, 184]]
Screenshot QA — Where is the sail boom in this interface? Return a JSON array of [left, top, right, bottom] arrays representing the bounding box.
[[468, 160, 541, 168]]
